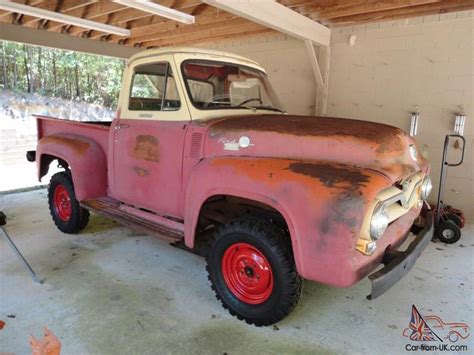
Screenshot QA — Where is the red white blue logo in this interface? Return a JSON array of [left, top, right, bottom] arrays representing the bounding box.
[[402, 305, 470, 343]]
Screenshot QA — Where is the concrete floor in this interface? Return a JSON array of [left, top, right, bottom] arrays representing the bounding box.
[[1, 189, 473, 354]]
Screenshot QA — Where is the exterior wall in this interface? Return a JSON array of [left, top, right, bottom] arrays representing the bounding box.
[[199, 10, 473, 220], [327, 11, 473, 221]]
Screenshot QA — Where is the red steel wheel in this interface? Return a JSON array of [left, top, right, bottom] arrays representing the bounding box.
[[222, 242, 273, 304], [53, 184, 72, 222]]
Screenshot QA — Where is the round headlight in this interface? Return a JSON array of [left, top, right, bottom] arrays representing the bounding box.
[[370, 203, 389, 240], [420, 176, 432, 200]]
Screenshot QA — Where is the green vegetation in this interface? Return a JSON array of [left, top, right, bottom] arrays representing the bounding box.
[[0, 41, 125, 108]]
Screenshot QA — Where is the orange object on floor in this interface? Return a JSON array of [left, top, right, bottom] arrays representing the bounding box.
[[29, 327, 61, 355], [0, 320, 5, 330]]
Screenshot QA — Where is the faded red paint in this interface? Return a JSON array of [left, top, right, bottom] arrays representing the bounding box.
[[34, 110, 429, 288]]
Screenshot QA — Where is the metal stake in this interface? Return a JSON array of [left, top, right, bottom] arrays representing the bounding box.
[[0, 212, 43, 284]]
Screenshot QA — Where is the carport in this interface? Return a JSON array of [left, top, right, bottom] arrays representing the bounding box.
[[0, 1, 473, 353]]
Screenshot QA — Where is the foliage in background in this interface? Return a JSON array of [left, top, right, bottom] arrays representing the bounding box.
[[0, 41, 125, 108]]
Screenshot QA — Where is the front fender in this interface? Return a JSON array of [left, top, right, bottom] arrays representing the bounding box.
[[37, 134, 107, 201], [184, 157, 392, 285]]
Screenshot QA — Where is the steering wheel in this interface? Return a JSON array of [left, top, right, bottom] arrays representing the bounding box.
[[237, 98, 263, 106]]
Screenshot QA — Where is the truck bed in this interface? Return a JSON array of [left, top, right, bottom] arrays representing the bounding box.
[[35, 115, 110, 155]]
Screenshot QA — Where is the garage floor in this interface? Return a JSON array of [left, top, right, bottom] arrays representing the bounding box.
[[1, 189, 473, 354]]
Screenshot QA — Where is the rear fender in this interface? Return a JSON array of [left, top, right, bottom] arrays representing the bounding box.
[[37, 134, 107, 200], [184, 157, 391, 283]]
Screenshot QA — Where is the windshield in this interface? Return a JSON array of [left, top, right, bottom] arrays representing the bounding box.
[[181, 60, 284, 112]]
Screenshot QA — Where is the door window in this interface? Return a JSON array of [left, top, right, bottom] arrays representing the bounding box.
[[129, 62, 180, 111]]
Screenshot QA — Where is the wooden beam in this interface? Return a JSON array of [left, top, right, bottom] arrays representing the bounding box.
[[313, 0, 440, 20], [128, 16, 246, 45], [90, 7, 228, 43], [305, 39, 330, 115], [141, 21, 273, 47], [305, 39, 324, 89], [325, 0, 474, 25], [112, 0, 195, 24], [0, 1, 131, 36], [317, 45, 330, 115], [0, 22, 139, 58], [146, 28, 273, 48], [204, 0, 331, 46]]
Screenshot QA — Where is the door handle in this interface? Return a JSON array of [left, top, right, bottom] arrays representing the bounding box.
[[115, 124, 130, 130]]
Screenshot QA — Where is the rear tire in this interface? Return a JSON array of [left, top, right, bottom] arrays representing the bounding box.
[[206, 217, 302, 326], [436, 220, 461, 244], [48, 172, 89, 234]]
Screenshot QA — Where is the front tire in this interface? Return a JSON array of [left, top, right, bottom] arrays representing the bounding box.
[[48, 172, 89, 234], [206, 217, 302, 326]]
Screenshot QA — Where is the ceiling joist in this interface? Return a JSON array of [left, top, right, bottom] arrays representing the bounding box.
[[0, 0, 130, 36], [112, 0, 195, 24], [0, 0, 472, 51]]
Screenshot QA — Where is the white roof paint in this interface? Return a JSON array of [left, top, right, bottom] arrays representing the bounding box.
[[127, 46, 265, 72]]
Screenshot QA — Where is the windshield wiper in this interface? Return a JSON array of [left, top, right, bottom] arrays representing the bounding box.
[[253, 105, 286, 113]]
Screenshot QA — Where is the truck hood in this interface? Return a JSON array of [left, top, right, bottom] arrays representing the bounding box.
[[201, 114, 428, 182]]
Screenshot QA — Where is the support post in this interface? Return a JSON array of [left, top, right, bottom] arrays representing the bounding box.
[[305, 40, 330, 116]]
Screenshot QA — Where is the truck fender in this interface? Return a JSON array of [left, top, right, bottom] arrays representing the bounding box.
[[184, 157, 307, 276], [184, 157, 392, 282], [37, 133, 107, 201]]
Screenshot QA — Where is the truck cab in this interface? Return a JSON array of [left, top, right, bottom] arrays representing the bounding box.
[[30, 47, 434, 326]]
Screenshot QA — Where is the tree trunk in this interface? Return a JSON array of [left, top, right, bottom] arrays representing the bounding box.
[[1, 42, 8, 90], [23, 45, 32, 93], [73, 53, 80, 99], [37, 46, 43, 90], [52, 51, 57, 96]]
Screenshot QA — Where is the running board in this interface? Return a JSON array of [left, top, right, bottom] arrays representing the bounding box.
[[81, 198, 184, 243]]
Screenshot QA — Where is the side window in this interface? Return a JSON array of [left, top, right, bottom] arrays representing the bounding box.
[[129, 62, 181, 111]]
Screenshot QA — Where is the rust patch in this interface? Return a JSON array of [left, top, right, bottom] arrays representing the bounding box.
[[318, 190, 365, 238], [133, 166, 149, 177], [288, 162, 370, 191], [133, 166, 150, 177], [41, 135, 90, 155], [133, 135, 160, 162], [375, 133, 404, 153]]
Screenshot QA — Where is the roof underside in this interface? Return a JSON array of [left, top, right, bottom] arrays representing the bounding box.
[[0, 0, 473, 50]]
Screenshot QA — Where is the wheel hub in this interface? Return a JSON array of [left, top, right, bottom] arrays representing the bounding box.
[[222, 242, 273, 304], [53, 185, 72, 222], [442, 229, 454, 239]]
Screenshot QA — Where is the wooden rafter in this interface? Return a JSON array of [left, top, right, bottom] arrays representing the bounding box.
[[0, 0, 472, 50]]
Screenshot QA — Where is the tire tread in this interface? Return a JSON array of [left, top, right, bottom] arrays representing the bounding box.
[[206, 216, 302, 326]]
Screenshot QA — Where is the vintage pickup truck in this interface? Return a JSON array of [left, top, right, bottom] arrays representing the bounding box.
[[27, 47, 433, 326]]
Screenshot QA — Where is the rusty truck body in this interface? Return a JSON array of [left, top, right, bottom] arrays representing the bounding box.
[[28, 47, 434, 326]]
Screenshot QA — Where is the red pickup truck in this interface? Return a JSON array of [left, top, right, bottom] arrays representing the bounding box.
[[28, 47, 433, 326]]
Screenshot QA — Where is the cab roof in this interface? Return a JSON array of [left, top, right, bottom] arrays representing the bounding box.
[[128, 46, 265, 72]]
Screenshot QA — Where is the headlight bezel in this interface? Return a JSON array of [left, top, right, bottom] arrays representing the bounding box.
[[369, 202, 389, 241], [420, 176, 432, 200]]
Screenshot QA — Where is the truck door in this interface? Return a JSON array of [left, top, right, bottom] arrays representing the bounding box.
[[110, 57, 191, 219]]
